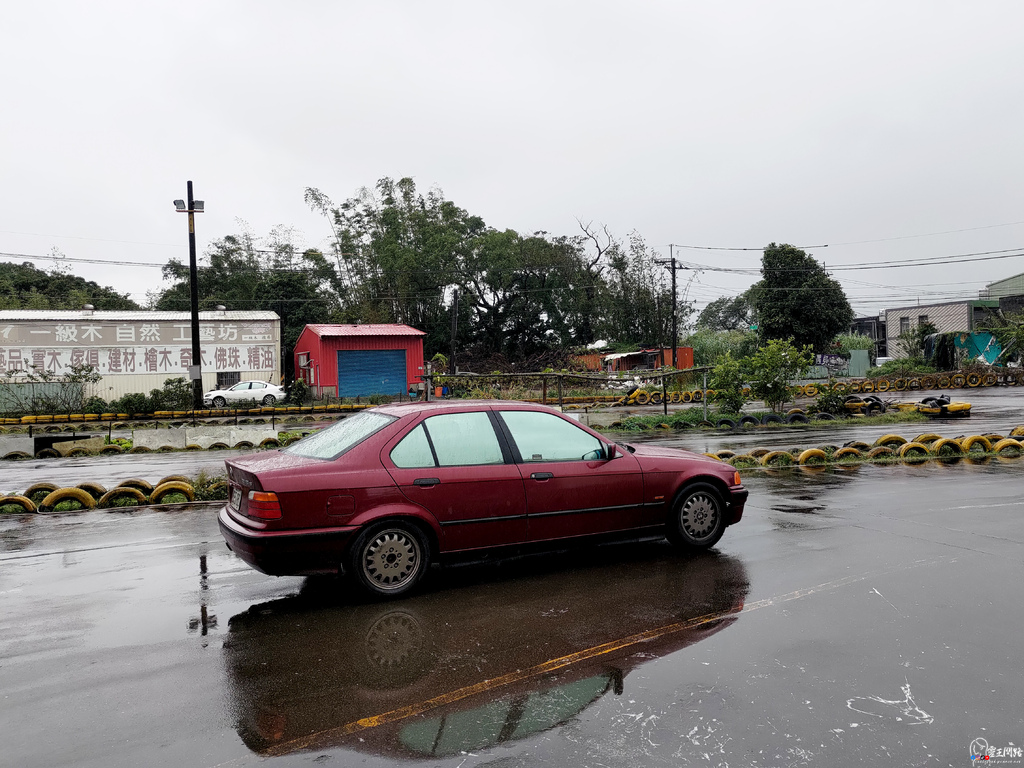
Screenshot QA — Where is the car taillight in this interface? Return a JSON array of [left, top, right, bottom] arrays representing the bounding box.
[[247, 491, 282, 520], [733, 471, 742, 486]]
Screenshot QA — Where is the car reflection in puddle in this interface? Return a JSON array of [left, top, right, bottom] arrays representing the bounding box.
[[223, 541, 749, 760]]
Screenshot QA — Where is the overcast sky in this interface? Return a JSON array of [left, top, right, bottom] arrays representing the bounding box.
[[3, 1, 1024, 321]]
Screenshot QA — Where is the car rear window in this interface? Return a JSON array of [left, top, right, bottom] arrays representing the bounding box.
[[283, 411, 396, 460]]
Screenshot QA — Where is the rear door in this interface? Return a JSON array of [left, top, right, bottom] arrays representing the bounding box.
[[495, 409, 645, 542], [384, 410, 528, 551]]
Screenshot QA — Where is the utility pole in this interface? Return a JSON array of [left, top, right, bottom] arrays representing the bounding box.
[[449, 289, 459, 375], [174, 182, 204, 410], [657, 246, 682, 368]]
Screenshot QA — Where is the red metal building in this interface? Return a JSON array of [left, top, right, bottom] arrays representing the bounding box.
[[293, 324, 426, 398]]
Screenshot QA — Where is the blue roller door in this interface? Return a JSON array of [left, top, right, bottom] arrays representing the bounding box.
[[337, 349, 407, 397]]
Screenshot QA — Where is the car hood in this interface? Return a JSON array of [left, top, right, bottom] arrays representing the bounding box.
[[623, 441, 726, 469]]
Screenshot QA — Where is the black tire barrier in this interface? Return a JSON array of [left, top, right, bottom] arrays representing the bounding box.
[[0, 495, 37, 513], [812, 413, 835, 420], [35, 449, 60, 459], [38, 487, 97, 513], [716, 418, 737, 430], [97, 487, 148, 509], [100, 444, 123, 454], [76, 482, 107, 500], [738, 415, 760, 428], [761, 414, 783, 425], [786, 413, 809, 424], [117, 478, 154, 494]]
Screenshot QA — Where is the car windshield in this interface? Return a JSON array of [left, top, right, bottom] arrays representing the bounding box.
[[283, 411, 397, 460]]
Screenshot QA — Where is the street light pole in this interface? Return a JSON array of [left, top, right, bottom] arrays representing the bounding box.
[[174, 182, 204, 410]]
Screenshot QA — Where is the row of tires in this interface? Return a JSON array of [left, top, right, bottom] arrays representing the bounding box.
[[3, 404, 370, 425], [0, 476, 215, 514], [0, 436, 297, 461], [709, 427, 1024, 468]]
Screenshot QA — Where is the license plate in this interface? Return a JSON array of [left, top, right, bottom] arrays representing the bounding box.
[[231, 486, 242, 509]]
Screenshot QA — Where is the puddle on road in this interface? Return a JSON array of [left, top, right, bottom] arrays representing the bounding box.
[[222, 543, 750, 760]]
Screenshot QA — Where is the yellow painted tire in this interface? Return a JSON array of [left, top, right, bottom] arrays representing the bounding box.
[[937, 376, 951, 389], [966, 373, 982, 387], [913, 433, 943, 445], [832, 447, 862, 461], [24, 482, 60, 502], [117, 478, 154, 494], [150, 481, 196, 504], [797, 448, 828, 465], [867, 446, 896, 460], [715, 450, 736, 460], [635, 390, 650, 405], [0, 495, 37, 513], [748, 448, 770, 459], [960, 435, 992, 453], [873, 433, 907, 448], [259, 437, 281, 448], [97, 487, 148, 509], [702, 453, 723, 461], [1010, 426, 1024, 437], [920, 375, 937, 390], [760, 450, 794, 466], [38, 487, 97, 513], [681, 391, 693, 403], [899, 442, 930, 460], [981, 373, 996, 386], [803, 384, 818, 397], [728, 454, 759, 468], [100, 444, 123, 454], [692, 390, 703, 402], [991, 438, 1023, 456], [893, 378, 907, 391], [832, 382, 849, 394], [930, 438, 963, 457], [907, 378, 921, 390], [650, 392, 664, 405], [787, 408, 806, 416], [860, 380, 875, 393], [951, 373, 966, 388], [875, 379, 891, 392], [849, 381, 861, 393]]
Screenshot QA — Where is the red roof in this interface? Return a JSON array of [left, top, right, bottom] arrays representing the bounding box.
[[303, 323, 426, 337]]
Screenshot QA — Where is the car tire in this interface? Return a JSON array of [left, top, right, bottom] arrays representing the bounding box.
[[349, 521, 431, 598], [213, 396, 226, 408], [667, 483, 726, 550], [262, 395, 276, 405]]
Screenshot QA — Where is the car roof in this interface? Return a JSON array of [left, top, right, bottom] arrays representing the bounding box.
[[374, 399, 562, 416]]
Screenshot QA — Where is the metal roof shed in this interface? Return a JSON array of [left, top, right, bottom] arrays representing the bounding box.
[[293, 324, 426, 398]]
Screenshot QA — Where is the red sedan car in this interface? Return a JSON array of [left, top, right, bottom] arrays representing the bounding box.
[[219, 400, 748, 597]]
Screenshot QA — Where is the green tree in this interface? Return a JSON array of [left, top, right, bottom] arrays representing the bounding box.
[[697, 288, 758, 331], [896, 320, 938, 358], [744, 337, 812, 413], [754, 243, 853, 351], [709, 352, 747, 414], [153, 227, 342, 379], [0, 261, 138, 310]]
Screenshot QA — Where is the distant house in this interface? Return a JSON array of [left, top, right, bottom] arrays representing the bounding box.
[[850, 315, 887, 358], [293, 324, 426, 398], [573, 347, 694, 372], [884, 300, 996, 357], [984, 272, 1024, 314]]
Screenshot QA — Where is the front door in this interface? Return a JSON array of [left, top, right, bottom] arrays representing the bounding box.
[[495, 410, 645, 542]]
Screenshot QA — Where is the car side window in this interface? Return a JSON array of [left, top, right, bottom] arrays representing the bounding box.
[[499, 411, 603, 462], [424, 412, 504, 467], [251, 382, 266, 390], [231, 383, 249, 391], [390, 424, 435, 468]]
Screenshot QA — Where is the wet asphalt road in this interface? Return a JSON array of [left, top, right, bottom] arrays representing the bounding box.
[[2, 453, 1023, 767]]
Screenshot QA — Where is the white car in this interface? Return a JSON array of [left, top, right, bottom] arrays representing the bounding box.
[[204, 381, 285, 407]]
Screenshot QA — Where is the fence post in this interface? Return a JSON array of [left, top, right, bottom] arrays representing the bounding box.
[[702, 369, 708, 421], [557, 375, 563, 409], [542, 376, 547, 405], [662, 373, 668, 416]]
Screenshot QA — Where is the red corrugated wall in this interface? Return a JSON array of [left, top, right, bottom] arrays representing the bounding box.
[[293, 330, 425, 392]]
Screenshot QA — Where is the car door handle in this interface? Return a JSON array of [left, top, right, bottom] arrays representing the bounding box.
[[530, 472, 554, 480], [413, 477, 440, 487]]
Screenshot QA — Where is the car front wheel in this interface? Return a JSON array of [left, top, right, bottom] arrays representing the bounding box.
[[667, 483, 726, 550], [212, 396, 226, 408], [349, 522, 431, 598]]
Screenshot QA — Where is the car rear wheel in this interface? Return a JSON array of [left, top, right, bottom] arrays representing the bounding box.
[[350, 522, 430, 598], [212, 396, 226, 408], [667, 483, 726, 550], [262, 394, 276, 405]]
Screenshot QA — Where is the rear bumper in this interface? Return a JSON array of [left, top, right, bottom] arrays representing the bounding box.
[[218, 506, 356, 576], [726, 486, 748, 525]]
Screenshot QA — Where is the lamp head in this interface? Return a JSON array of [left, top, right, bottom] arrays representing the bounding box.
[[173, 199, 186, 212]]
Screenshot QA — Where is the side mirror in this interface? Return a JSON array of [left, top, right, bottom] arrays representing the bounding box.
[[605, 443, 618, 460]]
